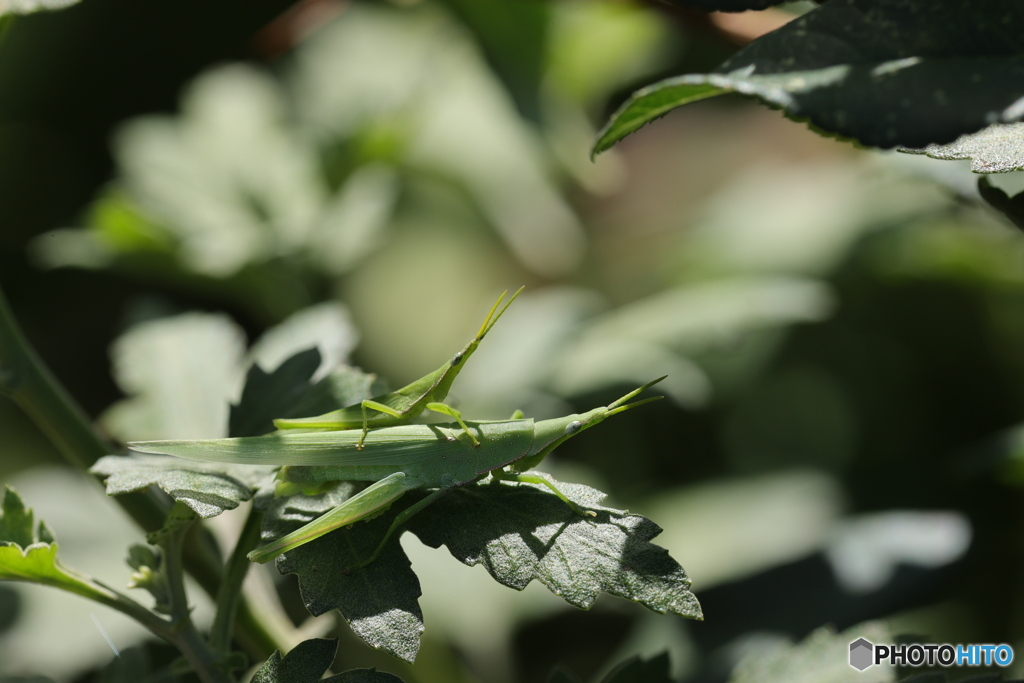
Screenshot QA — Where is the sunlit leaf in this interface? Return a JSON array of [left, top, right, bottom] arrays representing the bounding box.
[[90, 454, 276, 519], [901, 122, 1024, 173], [409, 477, 702, 618], [595, 0, 1024, 155]]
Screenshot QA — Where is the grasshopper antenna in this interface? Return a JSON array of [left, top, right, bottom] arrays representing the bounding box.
[[475, 286, 525, 340], [605, 375, 667, 417]]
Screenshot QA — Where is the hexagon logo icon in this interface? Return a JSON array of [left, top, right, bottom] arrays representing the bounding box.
[[849, 638, 874, 671]]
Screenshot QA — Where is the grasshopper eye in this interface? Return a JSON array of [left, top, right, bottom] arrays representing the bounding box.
[[565, 420, 583, 435], [451, 352, 464, 366]]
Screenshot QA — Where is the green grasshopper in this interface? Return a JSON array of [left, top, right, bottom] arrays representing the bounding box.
[[129, 377, 665, 567], [273, 286, 523, 448]]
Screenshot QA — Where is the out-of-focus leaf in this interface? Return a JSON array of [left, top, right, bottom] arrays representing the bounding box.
[[645, 472, 841, 588], [90, 454, 276, 519], [408, 477, 702, 619], [102, 313, 246, 442], [114, 65, 328, 277], [825, 511, 971, 593], [546, 0, 672, 106], [266, 489, 424, 663], [0, 0, 80, 15], [595, 0, 1024, 155], [248, 303, 358, 381], [294, 4, 585, 276], [0, 487, 114, 605], [728, 623, 894, 683], [600, 652, 673, 683], [901, 122, 1024, 173]]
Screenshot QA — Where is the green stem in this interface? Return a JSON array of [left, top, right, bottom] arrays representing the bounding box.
[[157, 510, 235, 683], [211, 507, 263, 652]]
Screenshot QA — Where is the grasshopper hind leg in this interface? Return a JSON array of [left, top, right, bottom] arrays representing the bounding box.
[[491, 470, 597, 518]]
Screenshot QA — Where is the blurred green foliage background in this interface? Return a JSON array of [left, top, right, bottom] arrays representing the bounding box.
[[2, 0, 1024, 681]]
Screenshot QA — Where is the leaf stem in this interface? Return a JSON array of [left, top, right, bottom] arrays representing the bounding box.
[[211, 506, 263, 652]]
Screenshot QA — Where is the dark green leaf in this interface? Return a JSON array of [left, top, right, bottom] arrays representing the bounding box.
[[660, 0, 787, 12], [595, 0, 1024, 155], [252, 638, 337, 683], [263, 485, 424, 662], [408, 477, 702, 619], [252, 638, 405, 682], [229, 350, 376, 438], [90, 453, 277, 519], [0, 487, 116, 604], [600, 652, 673, 683]]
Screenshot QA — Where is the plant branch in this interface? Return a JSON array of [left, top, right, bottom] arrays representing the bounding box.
[[211, 506, 263, 652]]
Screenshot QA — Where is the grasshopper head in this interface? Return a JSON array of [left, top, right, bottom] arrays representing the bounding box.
[[514, 376, 666, 472], [433, 287, 524, 389]]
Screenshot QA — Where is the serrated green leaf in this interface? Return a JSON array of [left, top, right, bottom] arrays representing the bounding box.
[[252, 638, 337, 683], [901, 122, 1024, 173], [408, 476, 702, 619], [266, 488, 424, 663], [595, 0, 1024, 155], [90, 453, 277, 519], [251, 636, 407, 682], [229, 349, 375, 438], [728, 623, 894, 683], [600, 652, 673, 683], [0, 487, 116, 604]]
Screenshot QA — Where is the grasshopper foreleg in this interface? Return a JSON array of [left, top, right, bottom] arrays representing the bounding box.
[[359, 399, 404, 449], [425, 402, 480, 447]]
